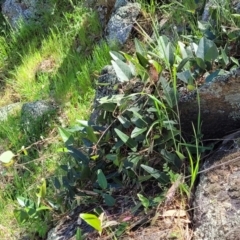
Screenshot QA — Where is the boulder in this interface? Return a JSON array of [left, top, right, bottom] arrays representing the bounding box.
[[0, 102, 22, 121], [2, 0, 52, 28], [21, 100, 57, 134], [105, 0, 141, 46], [193, 131, 240, 239], [179, 68, 240, 140], [89, 65, 120, 124]]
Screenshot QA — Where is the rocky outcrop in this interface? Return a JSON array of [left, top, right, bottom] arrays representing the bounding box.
[[89, 65, 119, 124], [105, 0, 141, 46], [21, 100, 57, 134], [179, 68, 240, 140], [2, 0, 52, 28], [193, 131, 240, 239], [0, 102, 22, 121]]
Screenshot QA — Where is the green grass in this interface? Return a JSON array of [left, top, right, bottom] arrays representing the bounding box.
[[0, 0, 118, 238]]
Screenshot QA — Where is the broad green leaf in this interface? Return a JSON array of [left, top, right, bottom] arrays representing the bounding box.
[[149, 59, 162, 74], [58, 127, 73, 144], [156, 35, 169, 59], [177, 57, 192, 72], [114, 128, 137, 151], [160, 77, 178, 108], [204, 45, 218, 62], [131, 127, 147, 138], [195, 57, 206, 69], [141, 164, 169, 184], [36, 179, 47, 199], [103, 194, 116, 206], [137, 193, 149, 210], [134, 38, 147, 55], [0, 150, 15, 164], [80, 213, 102, 232], [85, 126, 98, 143], [177, 70, 193, 84], [99, 103, 116, 112], [205, 70, 221, 83], [97, 169, 108, 190], [230, 57, 239, 66], [67, 146, 89, 164], [161, 149, 182, 168], [111, 59, 132, 82], [136, 52, 149, 68], [114, 128, 129, 143], [220, 46, 229, 66], [106, 154, 117, 161], [118, 116, 131, 128], [53, 177, 61, 190], [196, 37, 218, 61], [166, 42, 175, 66], [17, 196, 27, 207], [110, 51, 125, 61], [14, 209, 29, 224]]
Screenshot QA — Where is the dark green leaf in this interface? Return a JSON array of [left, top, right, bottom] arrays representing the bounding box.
[[136, 52, 149, 68], [205, 45, 218, 62], [67, 146, 89, 165], [196, 37, 218, 61], [177, 70, 193, 84], [141, 164, 169, 184], [114, 128, 138, 151], [177, 57, 192, 71], [134, 38, 147, 56], [160, 77, 178, 107], [195, 57, 206, 69], [103, 194, 116, 206], [131, 127, 147, 138], [53, 177, 61, 190], [14, 209, 29, 224], [205, 70, 221, 83], [97, 169, 108, 190], [118, 116, 131, 128], [58, 127, 74, 144], [166, 42, 175, 66]]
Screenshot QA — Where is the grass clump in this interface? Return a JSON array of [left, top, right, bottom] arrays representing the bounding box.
[[0, 0, 117, 238]]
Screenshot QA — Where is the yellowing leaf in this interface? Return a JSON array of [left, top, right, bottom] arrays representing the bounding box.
[[80, 213, 102, 233], [0, 150, 15, 164]]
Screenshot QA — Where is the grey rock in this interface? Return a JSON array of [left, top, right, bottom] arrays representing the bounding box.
[[47, 206, 94, 240], [105, 1, 141, 46], [0, 102, 22, 121], [89, 65, 120, 124], [21, 100, 57, 133], [2, 0, 52, 28], [178, 68, 240, 140], [193, 131, 240, 239]]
